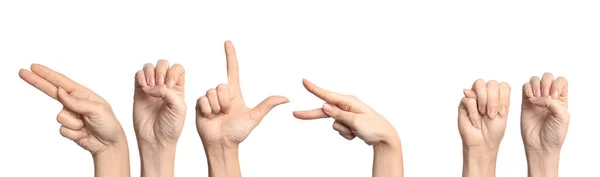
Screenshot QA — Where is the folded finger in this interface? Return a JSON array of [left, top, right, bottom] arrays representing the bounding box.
[[155, 59, 170, 86], [56, 107, 84, 130]]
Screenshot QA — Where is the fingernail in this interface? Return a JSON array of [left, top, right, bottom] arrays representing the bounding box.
[[500, 105, 507, 117], [543, 88, 549, 97], [535, 88, 541, 97], [323, 103, 333, 112], [148, 75, 155, 86], [157, 75, 165, 86], [166, 77, 175, 88], [490, 107, 497, 118], [552, 89, 558, 99], [479, 105, 486, 115]]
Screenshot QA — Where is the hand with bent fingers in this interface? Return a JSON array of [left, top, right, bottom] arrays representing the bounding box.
[[459, 79, 511, 177], [293, 79, 402, 177], [196, 41, 289, 177], [521, 73, 569, 177], [133, 60, 186, 177], [19, 64, 130, 177]]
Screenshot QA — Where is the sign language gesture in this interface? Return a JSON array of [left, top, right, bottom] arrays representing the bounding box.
[[133, 60, 186, 147], [459, 79, 511, 177], [196, 41, 289, 148], [19, 64, 129, 177], [521, 73, 570, 153]]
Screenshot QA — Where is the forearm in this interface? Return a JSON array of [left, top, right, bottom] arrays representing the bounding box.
[[462, 148, 497, 177], [205, 145, 242, 177], [139, 144, 177, 177], [525, 150, 560, 177], [93, 142, 131, 177], [373, 135, 403, 177]]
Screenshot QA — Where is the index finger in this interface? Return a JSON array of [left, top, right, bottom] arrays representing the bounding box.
[[19, 69, 59, 99], [30, 64, 86, 93], [225, 41, 241, 94], [302, 79, 348, 105]]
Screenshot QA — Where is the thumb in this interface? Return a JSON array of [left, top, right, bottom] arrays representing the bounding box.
[[322, 103, 358, 127], [160, 87, 184, 109], [528, 97, 569, 119], [250, 95, 289, 122], [57, 87, 100, 116]]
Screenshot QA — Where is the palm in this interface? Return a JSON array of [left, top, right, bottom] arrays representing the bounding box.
[[521, 97, 569, 150], [198, 100, 255, 146], [133, 85, 186, 145], [459, 114, 506, 149]]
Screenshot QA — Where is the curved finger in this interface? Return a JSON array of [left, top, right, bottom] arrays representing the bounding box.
[[339, 133, 356, 140], [57, 108, 84, 130], [472, 79, 487, 115], [552, 76, 568, 99], [135, 70, 147, 88], [332, 120, 353, 135], [216, 84, 231, 113], [30, 64, 85, 93], [206, 89, 221, 114], [293, 109, 329, 119], [19, 69, 59, 99], [541, 72, 554, 97], [143, 63, 156, 86], [166, 64, 185, 88], [321, 103, 358, 128], [530, 76, 541, 97], [463, 89, 476, 98], [196, 96, 213, 118], [498, 82, 511, 117], [486, 80, 500, 119], [155, 59, 170, 86], [523, 82, 533, 98], [59, 126, 88, 141], [461, 97, 481, 129], [57, 87, 101, 116]]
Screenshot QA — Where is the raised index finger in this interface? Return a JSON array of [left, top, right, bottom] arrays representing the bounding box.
[[30, 64, 86, 93], [225, 41, 241, 95], [302, 79, 349, 105]]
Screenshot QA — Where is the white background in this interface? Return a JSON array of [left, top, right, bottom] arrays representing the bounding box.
[[1, 1, 599, 177]]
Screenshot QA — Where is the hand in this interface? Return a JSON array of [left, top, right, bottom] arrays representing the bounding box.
[[293, 79, 398, 146], [133, 60, 186, 177], [521, 73, 569, 153], [19, 64, 130, 177], [19, 64, 127, 156], [459, 79, 511, 152], [459, 79, 510, 177], [196, 41, 289, 148], [133, 60, 186, 147]]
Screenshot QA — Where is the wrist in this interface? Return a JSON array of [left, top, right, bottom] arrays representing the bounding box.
[[204, 145, 241, 177], [462, 147, 497, 177], [138, 145, 177, 177], [93, 141, 131, 177], [525, 150, 560, 177]]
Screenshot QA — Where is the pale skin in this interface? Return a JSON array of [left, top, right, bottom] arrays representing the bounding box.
[[196, 41, 289, 177], [459, 79, 511, 177], [19, 64, 130, 177], [521, 73, 569, 177], [293, 79, 403, 177], [133, 60, 186, 177]]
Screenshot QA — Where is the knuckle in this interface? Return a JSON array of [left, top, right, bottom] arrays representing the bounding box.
[[530, 76, 540, 81], [216, 84, 228, 92]]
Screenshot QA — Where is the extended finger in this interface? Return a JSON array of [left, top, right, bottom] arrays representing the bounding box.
[[166, 64, 185, 88], [498, 82, 511, 117], [216, 84, 231, 113], [472, 79, 487, 115], [57, 87, 101, 115], [206, 89, 221, 114], [56, 107, 84, 130], [30, 64, 85, 93], [486, 80, 500, 119], [292, 108, 329, 119], [249, 96, 289, 122], [225, 41, 242, 95], [155, 59, 170, 86], [143, 63, 156, 86], [19, 69, 58, 99], [541, 72, 554, 97]]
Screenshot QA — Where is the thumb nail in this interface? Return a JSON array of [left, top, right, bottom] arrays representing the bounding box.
[[323, 103, 333, 112]]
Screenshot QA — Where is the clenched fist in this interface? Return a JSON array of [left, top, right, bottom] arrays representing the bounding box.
[[196, 41, 289, 148]]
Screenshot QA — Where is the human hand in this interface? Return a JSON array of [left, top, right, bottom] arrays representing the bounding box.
[[293, 79, 399, 146], [459, 79, 511, 177], [521, 73, 569, 177], [19, 64, 130, 177], [133, 60, 186, 147], [196, 41, 289, 148], [133, 60, 186, 177]]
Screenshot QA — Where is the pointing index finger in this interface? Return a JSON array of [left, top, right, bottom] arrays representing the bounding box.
[[225, 41, 241, 95]]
